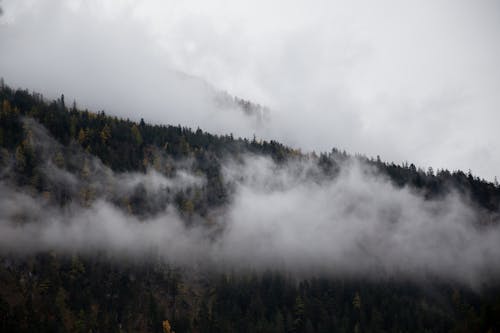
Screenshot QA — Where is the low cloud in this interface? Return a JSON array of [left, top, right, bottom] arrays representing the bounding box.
[[1, 127, 499, 288], [1, 1, 500, 288], [218, 157, 500, 286]]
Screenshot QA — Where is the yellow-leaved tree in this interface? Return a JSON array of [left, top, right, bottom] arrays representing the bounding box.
[[162, 319, 174, 333], [131, 124, 143, 146], [100, 124, 111, 144]]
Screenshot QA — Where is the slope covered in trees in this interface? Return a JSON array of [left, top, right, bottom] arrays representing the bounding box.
[[1, 82, 500, 332], [1, 83, 499, 213]]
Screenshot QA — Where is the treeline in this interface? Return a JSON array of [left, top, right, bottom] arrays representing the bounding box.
[[1, 83, 499, 215], [0, 84, 299, 215]]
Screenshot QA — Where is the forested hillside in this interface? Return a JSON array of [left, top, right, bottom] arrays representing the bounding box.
[[1, 82, 500, 332]]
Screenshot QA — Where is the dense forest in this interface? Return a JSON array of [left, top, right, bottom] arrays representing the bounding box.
[[1, 81, 500, 332]]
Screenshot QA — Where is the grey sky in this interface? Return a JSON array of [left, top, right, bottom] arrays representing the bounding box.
[[1, 0, 500, 180]]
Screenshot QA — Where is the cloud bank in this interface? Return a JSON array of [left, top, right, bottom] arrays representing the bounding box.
[[1, 0, 500, 181], [1, 121, 499, 288]]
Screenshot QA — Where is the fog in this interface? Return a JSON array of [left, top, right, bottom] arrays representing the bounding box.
[[1, 1, 500, 289], [0, 0, 262, 137], [1, 119, 499, 288], [1, 0, 500, 180], [218, 157, 499, 286]]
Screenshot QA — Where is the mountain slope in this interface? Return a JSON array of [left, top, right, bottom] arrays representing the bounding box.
[[1, 83, 500, 332]]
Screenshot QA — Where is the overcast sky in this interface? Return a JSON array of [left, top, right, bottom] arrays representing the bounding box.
[[1, 0, 500, 180]]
